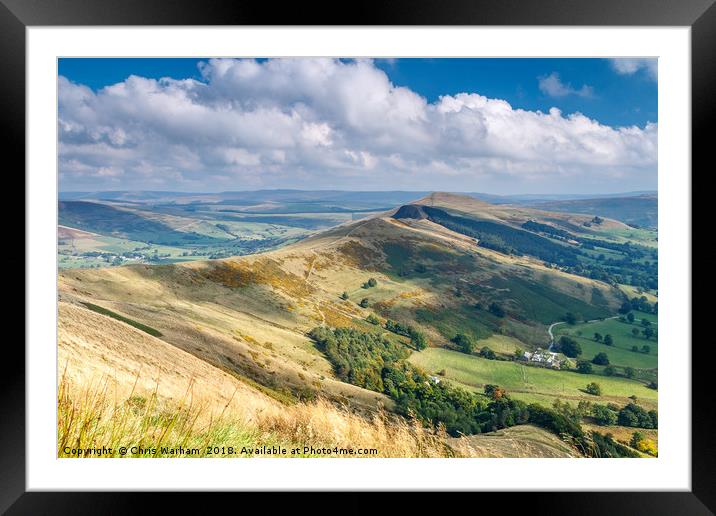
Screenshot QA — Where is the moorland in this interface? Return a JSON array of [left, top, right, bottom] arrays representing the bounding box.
[[57, 190, 658, 458]]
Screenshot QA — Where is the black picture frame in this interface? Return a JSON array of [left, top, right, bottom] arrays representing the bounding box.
[[2, 0, 709, 513]]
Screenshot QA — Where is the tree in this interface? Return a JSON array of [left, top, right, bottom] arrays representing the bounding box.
[[452, 333, 474, 354], [641, 344, 651, 354], [484, 384, 506, 400], [340, 292, 349, 300], [631, 345, 639, 352], [641, 318, 651, 327], [366, 314, 380, 325], [603, 334, 614, 346], [626, 312, 635, 323], [632, 327, 640, 337], [564, 312, 577, 325], [410, 330, 427, 351], [630, 431, 644, 448], [594, 332, 603, 342], [585, 382, 602, 396], [359, 298, 369, 308], [558, 336, 582, 358], [604, 365, 617, 376], [619, 302, 632, 314], [576, 360, 593, 374], [592, 352, 610, 366], [479, 346, 496, 359], [593, 404, 618, 425], [642, 327, 654, 340], [624, 367, 636, 379]]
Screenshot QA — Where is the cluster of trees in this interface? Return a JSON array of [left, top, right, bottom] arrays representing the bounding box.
[[308, 327, 409, 392], [399, 206, 656, 290], [362, 278, 378, 289], [591, 401, 658, 429], [384, 319, 427, 350], [619, 296, 657, 315], [632, 326, 656, 340], [522, 220, 572, 239], [593, 332, 614, 345], [421, 206, 582, 266], [567, 239, 657, 290], [309, 326, 639, 457], [631, 344, 652, 354]]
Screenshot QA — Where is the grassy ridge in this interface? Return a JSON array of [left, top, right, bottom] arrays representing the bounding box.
[[80, 302, 163, 337]]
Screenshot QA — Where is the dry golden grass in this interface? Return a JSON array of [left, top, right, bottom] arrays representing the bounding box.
[[58, 373, 454, 458]]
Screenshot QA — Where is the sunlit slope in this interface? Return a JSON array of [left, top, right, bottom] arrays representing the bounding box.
[[58, 301, 578, 458], [59, 195, 624, 411]]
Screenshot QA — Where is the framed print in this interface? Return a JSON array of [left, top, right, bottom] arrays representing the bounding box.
[[3, 0, 712, 512]]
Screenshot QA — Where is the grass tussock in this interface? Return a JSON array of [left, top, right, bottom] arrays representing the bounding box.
[[58, 372, 455, 458]]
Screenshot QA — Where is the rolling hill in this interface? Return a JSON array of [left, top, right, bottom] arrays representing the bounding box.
[[525, 194, 658, 229], [58, 192, 656, 457]]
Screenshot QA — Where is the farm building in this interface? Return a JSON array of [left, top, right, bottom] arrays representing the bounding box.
[[522, 348, 562, 369]]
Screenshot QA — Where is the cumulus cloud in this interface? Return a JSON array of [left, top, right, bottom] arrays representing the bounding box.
[[58, 58, 657, 192], [610, 58, 658, 81], [538, 72, 593, 98]]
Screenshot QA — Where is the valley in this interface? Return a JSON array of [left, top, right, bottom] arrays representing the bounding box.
[[58, 190, 658, 458]]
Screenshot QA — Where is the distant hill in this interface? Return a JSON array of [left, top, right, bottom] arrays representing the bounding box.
[[523, 195, 658, 229]]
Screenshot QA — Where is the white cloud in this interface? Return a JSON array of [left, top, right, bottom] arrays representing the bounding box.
[[610, 58, 658, 81], [538, 72, 594, 98], [58, 58, 657, 193]]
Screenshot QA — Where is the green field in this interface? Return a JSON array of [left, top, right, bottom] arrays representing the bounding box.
[[554, 311, 657, 369], [409, 348, 657, 409]]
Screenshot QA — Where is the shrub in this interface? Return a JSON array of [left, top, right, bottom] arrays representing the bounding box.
[[637, 439, 658, 456], [479, 346, 496, 360], [359, 298, 369, 308], [585, 382, 602, 396], [484, 384, 506, 400], [366, 314, 380, 325], [452, 333, 474, 354], [363, 278, 378, 289], [576, 360, 593, 374]]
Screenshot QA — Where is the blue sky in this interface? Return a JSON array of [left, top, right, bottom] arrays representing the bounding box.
[[58, 58, 657, 194]]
